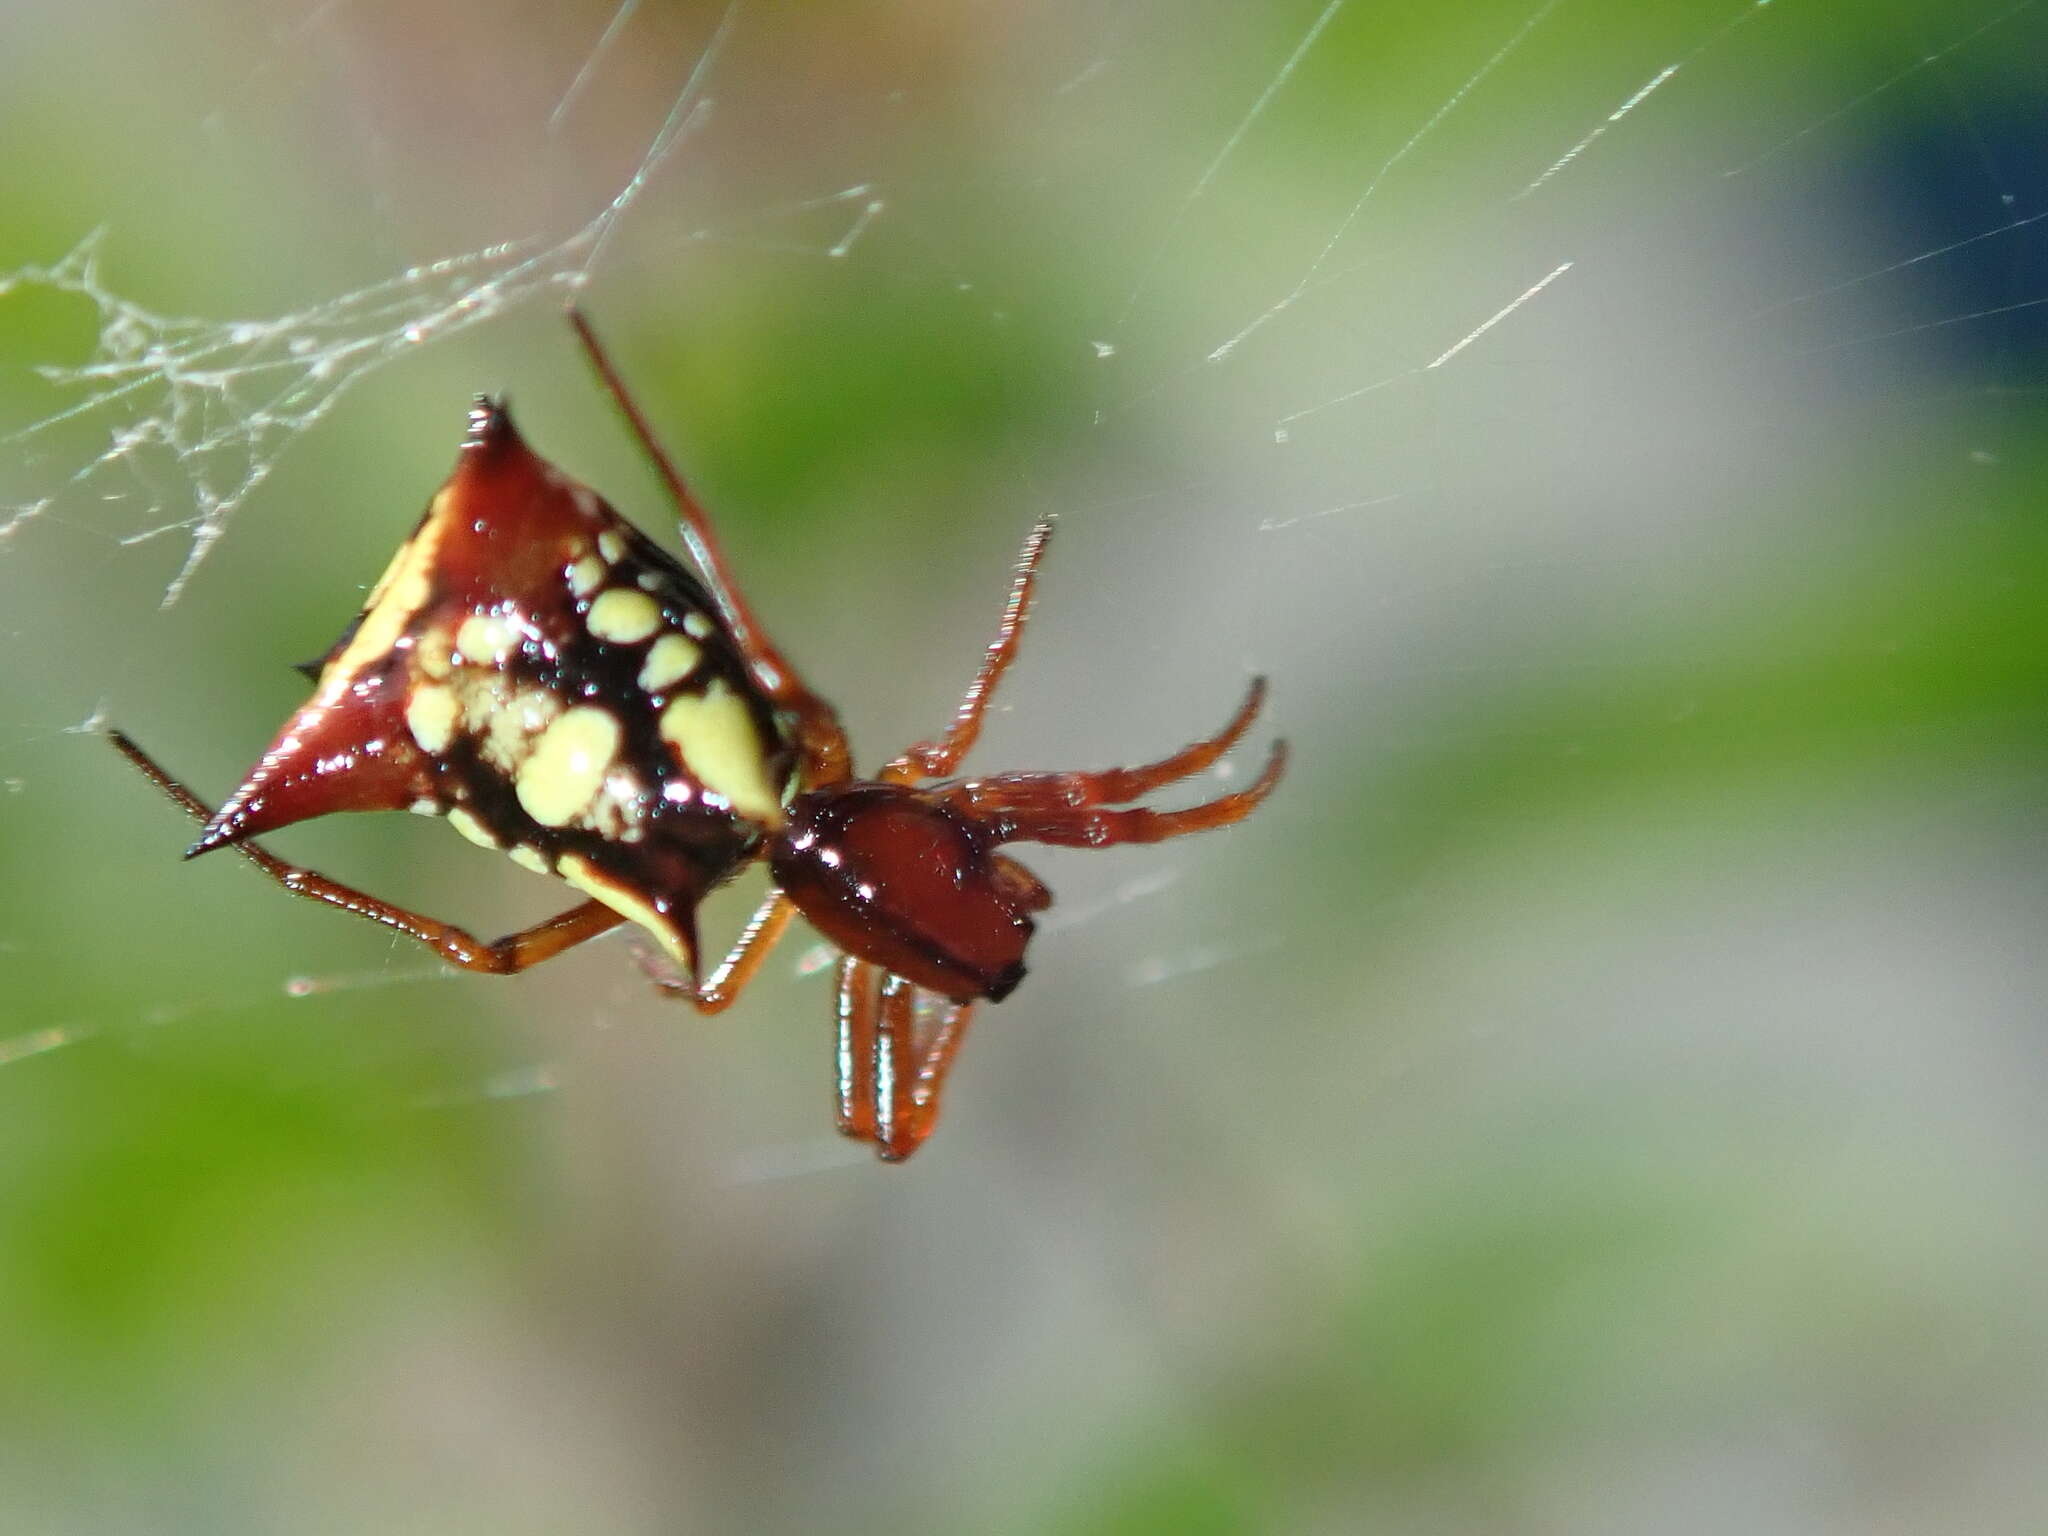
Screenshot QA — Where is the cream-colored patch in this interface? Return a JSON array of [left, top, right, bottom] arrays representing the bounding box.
[[509, 844, 552, 875], [598, 530, 626, 563], [683, 611, 713, 640], [637, 572, 663, 592], [516, 705, 622, 827], [572, 487, 598, 518], [637, 633, 702, 693], [473, 681, 564, 773], [405, 683, 460, 754], [456, 671, 509, 735], [582, 766, 649, 842], [321, 490, 451, 694], [409, 798, 440, 816], [568, 554, 606, 597], [455, 610, 521, 666], [415, 629, 453, 681], [447, 807, 499, 849], [660, 680, 783, 825], [588, 588, 661, 645], [558, 852, 691, 967]]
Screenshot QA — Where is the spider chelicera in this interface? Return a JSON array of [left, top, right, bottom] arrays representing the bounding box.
[[110, 309, 1286, 1161]]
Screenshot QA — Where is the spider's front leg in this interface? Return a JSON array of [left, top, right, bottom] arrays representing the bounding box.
[[883, 519, 1055, 786], [834, 958, 977, 1161]]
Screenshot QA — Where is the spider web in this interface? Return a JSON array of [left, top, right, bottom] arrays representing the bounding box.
[[3, 0, 2047, 1524], [0, 5, 735, 605]]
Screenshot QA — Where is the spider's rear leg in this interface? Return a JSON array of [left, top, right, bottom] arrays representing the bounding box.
[[633, 889, 797, 1014], [107, 730, 626, 974]]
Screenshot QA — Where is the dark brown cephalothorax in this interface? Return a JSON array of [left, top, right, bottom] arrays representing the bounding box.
[[111, 309, 1286, 1162]]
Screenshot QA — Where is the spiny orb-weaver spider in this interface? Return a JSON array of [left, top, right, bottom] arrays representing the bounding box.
[[110, 310, 1286, 1161]]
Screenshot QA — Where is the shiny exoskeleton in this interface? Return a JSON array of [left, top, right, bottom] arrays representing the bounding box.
[[112, 309, 1286, 1161]]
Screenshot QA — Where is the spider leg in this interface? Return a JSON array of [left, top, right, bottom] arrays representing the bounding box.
[[871, 973, 977, 1162], [108, 730, 625, 972], [883, 519, 1055, 785], [635, 888, 797, 1015], [941, 677, 1270, 818], [835, 956, 880, 1141], [953, 738, 1288, 849], [567, 306, 853, 788]]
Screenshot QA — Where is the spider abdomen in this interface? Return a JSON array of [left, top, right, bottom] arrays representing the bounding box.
[[191, 399, 797, 970]]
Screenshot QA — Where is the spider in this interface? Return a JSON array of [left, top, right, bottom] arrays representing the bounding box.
[[109, 309, 1286, 1161]]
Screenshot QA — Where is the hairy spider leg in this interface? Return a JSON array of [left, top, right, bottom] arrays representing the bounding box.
[[109, 730, 625, 972], [835, 957, 978, 1160], [872, 973, 917, 1155], [952, 738, 1288, 849], [889, 993, 975, 1162], [112, 729, 807, 1009], [942, 676, 1271, 819], [568, 306, 852, 790], [882, 518, 1055, 785], [852, 557, 1281, 1158], [844, 724, 1282, 1157], [828, 524, 1049, 1158], [835, 955, 880, 1142], [867, 970, 977, 1162], [634, 888, 799, 1014]]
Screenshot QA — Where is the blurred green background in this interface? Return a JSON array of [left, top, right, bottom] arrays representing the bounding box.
[[3, 1, 2046, 1530]]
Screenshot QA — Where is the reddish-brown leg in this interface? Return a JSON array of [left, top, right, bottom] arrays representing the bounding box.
[[963, 739, 1288, 849], [109, 730, 626, 972], [893, 995, 976, 1160], [883, 519, 1055, 785], [835, 956, 879, 1141], [871, 974, 914, 1156], [867, 973, 977, 1162], [638, 889, 798, 1015], [941, 677, 1271, 820], [568, 306, 852, 789]]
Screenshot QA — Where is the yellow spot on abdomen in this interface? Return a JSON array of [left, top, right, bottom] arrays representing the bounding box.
[[406, 683, 460, 754], [417, 630, 454, 680], [661, 680, 783, 825], [516, 706, 621, 827], [558, 852, 691, 967], [638, 633, 702, 693], [447, 807, 499, 849], [568, 554, 606, 597], [588, 588, 661, 644], [323, 489, 451, 694], [456, 611, 521, 665]]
